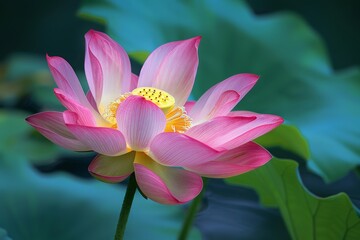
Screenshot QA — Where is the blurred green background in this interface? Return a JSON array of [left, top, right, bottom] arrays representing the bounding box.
[[0, 0, 359, 239], [2, 0, 360, 69]]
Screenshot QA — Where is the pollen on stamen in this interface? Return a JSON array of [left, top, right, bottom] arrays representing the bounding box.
[[101, 93, 131, 128], [164, 107, 192, 133]]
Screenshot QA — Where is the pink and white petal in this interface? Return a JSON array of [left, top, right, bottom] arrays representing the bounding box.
[[219, 113, 283, 149], [186, 142, 272, 178], [62, 111, 78, 125], [116, 96, 166, 151], [189, 74, 259, 124], [190, 90, 240, 125], [86, 91, 99, 112], [149, 132, 223, 167], [130, 73, 139, 91], [138, 37, 201, 106], [134, 152, 203, 204], [185, 116, 256, 149], [26, 111, 90, 151], [85, 43, 103, 105], [227, 110, 272, 117], [54, 88, 97, 126], [137, 40, 185, 87], [184, 101, 196, 113], [65, 123, 128, 156], [46, 55, 89, 106], [85, 30, 132, 110], [186, 114, 283, 150], [89, 152, 135, 183]]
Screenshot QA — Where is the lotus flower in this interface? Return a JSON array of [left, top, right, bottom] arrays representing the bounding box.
[[26, 30, 283, 204]]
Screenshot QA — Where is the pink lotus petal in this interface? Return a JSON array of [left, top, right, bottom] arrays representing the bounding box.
[[62, 110, 78, 124], [184, 101, 196, 113], [134, 152, 203, 204], [85, 30, 132, 109], [149, 132, 223, 167], [86, 91, 99, 112], [186, 142, 272, 178], [186, 114, 283, 150], [189, 74, 259, 125], [65, 122, 128, 156], [26, 111, 90, 151], [130, 73, 139, 92], [228, 110, 275, 117], [137, 37, 201, 106], [191, 90, 240, 124], [88, 152, 135, 183], [85, 42, 103, 105], [185, 115, 255, 149], [116, 96, 166, 151], [54, 88, 97, 126], [226, 112, 284, 146], [46, 55, 89, 106]]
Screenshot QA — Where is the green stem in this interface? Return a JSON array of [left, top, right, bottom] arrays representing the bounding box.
[[178, 178, 208, 240], [114, 173, 137, 240]]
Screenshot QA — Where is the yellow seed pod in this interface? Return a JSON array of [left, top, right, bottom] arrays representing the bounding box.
[[132, 87, 175, 114]]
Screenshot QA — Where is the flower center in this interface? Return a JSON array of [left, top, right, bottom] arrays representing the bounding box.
[[102, 87, 191, 133], [132, 87, 175, 114]]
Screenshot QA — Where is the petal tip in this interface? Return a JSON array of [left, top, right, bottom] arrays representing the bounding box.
[[25, 115, 37, 126], [24, 115, 31, 123], [46, 55, 62, 66], [85, 29, 103, 44], [53, 87, 62, 96], [192, 36, 202, 47], [85, 29, 98, 37], [241, 73, 260, 83], [182, 36, 201, 49], [269, 115, 284, 125], [277, 116, 285, 125], [85, 29, 108, 42]]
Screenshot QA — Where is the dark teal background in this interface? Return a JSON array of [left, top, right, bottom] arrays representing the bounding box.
[[0, 1, 359, 239], [1, 0, 360, 69]]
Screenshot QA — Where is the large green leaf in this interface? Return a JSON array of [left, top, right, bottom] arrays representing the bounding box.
[[195, 179, 291, 239], [0, 158, 200, 240], [79, 0, 360, 181], [255, 124, 310, 160], [226, 158, 360, 240]]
